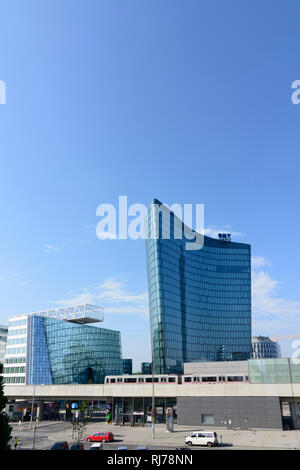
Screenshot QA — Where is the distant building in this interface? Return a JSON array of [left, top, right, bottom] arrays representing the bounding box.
[[252, 336, 281, 359], [141, 362, 152, 374], [0, 325, 8, 364], [123, 359, 133, 375], [3, 304, 123, 385]]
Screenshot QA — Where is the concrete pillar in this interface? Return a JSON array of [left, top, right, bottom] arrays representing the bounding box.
[[36, 401, 44, 421], [289, 401, 300, 430]]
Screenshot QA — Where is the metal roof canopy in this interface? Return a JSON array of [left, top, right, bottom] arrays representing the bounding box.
[[25, 304, 104, 324]]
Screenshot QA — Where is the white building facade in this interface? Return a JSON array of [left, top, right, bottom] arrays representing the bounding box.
[[0, 324, 8, 365]]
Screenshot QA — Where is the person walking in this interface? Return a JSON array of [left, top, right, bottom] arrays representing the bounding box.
[[14, 437, 19, 450]]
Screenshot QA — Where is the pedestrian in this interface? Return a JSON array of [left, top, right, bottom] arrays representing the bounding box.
[[18, 420, 21, 428], [14, 437, 19, 450]]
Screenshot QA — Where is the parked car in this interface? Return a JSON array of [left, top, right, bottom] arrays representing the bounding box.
[[117, 446, 128, 450], [185, 431, 218, 447], [85, 432, 114, 443], [69, 442, 84, 450], [90, 443, 104, 450], [50, 441, 69, 450]]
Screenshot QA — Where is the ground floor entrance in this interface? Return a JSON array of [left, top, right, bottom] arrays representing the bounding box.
[[280, 398, 300, 430], [111, 397, 177, 426]]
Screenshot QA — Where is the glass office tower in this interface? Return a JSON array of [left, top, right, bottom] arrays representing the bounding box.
[[146, 200, 252, 374], [3, 304, 123, 384]]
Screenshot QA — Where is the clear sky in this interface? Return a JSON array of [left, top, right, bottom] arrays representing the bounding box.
[[0, 0, 300, 370]]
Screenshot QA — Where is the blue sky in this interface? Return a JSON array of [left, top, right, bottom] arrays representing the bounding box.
[[0, 0, 300, 370]]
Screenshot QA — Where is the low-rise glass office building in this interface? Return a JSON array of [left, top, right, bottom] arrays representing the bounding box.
[[3, 304, 123, 385], [146, 200, 252, 374], [123, 359, 133, 375], [141, 362, 152, 374]]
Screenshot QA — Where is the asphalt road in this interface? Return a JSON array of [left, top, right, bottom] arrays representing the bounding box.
[[10, 422, 67, 450], [8, 421, 294, 451], [9, 421, 222, 451]]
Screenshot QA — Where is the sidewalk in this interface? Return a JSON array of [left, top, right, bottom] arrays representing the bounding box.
[[10, 420, 64, 430]]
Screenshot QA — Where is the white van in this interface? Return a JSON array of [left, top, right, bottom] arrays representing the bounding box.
[[90, 443, 104, 450], [185, 431, 218, 447]]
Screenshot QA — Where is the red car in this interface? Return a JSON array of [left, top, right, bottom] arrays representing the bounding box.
[[85, 432, 114, 443]]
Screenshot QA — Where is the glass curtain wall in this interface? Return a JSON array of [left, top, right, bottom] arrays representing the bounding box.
[[28, 315, 122, 384], [146, 200, 252, 374]]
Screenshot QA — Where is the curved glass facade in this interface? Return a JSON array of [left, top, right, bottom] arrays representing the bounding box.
[[146, 200, 252, 374], [27, 315, 123, 385]]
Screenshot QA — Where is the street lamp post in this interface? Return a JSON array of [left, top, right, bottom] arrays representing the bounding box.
[[31, 384, 45, 449], [32, 419, 37, 450], [151, 353, 155, 439], [30, 385, 36, 429]]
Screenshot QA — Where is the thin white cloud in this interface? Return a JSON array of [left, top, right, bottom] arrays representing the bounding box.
[[97, 278, 148, 303], [104, 305, 149, 317], [252, 270, 282, 315], [52, 278, 149, 318], [252, 266, 300, 339], [96, 232, 117, 240], [54, 291, 95, 306], [0, 277, 4, 281], [44, 244, 60, 254], [252, 256, 271, 269], [249, 254, 300, 342]]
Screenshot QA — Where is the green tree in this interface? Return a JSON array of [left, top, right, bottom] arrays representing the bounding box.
[[0, 363, 12, 450], [72, 401, 93, 443]]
